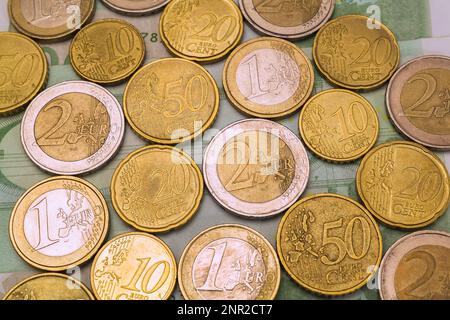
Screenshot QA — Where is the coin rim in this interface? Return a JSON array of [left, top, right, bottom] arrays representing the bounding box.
[[100, 0, 170, 15]]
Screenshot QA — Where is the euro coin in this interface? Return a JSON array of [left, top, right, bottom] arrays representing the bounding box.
[[101, 0, 170, 15]]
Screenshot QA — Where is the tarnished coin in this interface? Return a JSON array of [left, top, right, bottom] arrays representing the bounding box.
[[239, 0, 335, 39], [357, 141, 450, 229], [203, 119, 309, 218], [91, 232, 177, 300], [179, 224, 280, 300], [3, 273, 94, 300], [299, 89, 379, 162], [277, 194, 382, 296], [124, 58, 219, 144], [70, 19, 145, 84], [8, 0, 95, 40], [387, 55, 450, 150], [313, 15, 400, 90], [379, 230, 450, 300], [9, 176, 109, 271], [160, 0, 244, 62], [101, 0, 170, 15], [0, 32, 48, 115], [111, 145, 203, 233], [21, 80, 125, 175]]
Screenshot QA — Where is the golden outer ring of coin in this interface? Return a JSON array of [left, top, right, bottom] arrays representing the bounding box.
[[223, 37, 314, 118], [312, 15, 400, 90], [9, 176, 109, 271], [356, 141, 450, 229], [0, 32, 48, 116], [3, 273, 95, 300], [69, 19, 146, 85], [90, 231, 177, 300], [111, 145, 204, 233], [100, 0, 170, 16], [123, 58, 220, 144], [298, 89, 379, 162], [276, 193, 383, 296], [178, 224, 281, 300], [159, 0, 244, 63]]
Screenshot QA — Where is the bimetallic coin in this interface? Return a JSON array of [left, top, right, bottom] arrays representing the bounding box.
[[313, 15, 400, 90], [21, 81, 125, 175], [0, 32, 48, 115], [91, 232, 177, 300], [3, 273, 94, 300], [357, 141, 450, 229], [8, 0, 95, 40], [101, 0, 170, 15], [387, 55, 450, 150], [160, 0, 244, 62], [9, 176, 109, 271], [379, 230, 450, 300], [299, 89, 379, 162], [203, 119, 309, 218], [124, 58, 219, 144], [111, 145, 203, 233], [70, 19, 145, 84], [240, 0, 335, 39], [277, 194, 382, 296], [179, 224, 280, 300]]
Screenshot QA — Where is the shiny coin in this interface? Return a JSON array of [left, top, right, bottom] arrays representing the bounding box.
[[124, 58, 219, 144], [3, 273, 94, 300], [387, 55, 450, 150], [277, 193, 382, 296], [203, 119, 309, 218], [21, 80, 125, 175], [0, 32, 48, 115], [101, 0, 170, 15], [160, 0, 244, 62], [179, 224, 280, 300], [224, 37, 314, 118], [91, 232, 177, 300], [313, 15, 400, 90], [357, 141, 450, 229], [299, 89, 379, 162], [239, 0, 335, 39], [9, 176, 109, 271], [9, 0, 95, 40], [379, 230, 450, 300], [111, 145, 203, 233], [70, 19, 145, 84]]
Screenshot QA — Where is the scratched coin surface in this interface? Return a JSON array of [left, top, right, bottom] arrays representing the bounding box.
[[277, 194, 382, 296], [387, 55, 450, 150], [313, 15, 400, 90], [101, 0, 170, 15], [124, 58, 219, 144], [111, 145, 203, 233], [9, 0, 95, 40], [239, 0, 335, 39], [9, 176, 109, 271], [357, 141, 450, 229], [160, 0, 244, 62], [0, 32, 48, 115], [179, 224, 280, 300], [203, 119, 309, 218], [70, 19, 145, 84], [379, 230, 450, 300], [91, 232, 177, 300], [21, 80, 125, 175], [299, 89, 379, 162]]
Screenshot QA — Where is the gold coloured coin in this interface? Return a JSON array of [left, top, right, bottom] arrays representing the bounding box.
[[111, 145, 203, 233], [179, 224, 280, 300], [70, 19, 145, 84], [313, 15, 400, 90], [160, 0, 244, 62], [91, 232, 177, 300], [123, 58, 219, 144], [299, 89, 379, 162], [357, 141, 450, 229], [277, 194, 382, 296]]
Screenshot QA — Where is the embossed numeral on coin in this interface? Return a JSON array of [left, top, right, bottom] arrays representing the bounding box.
[[29, 197, 59, 251], [0, 53, 38, 88], [401, 73, 438, 118], [106, 27, 135, 62], [122, 257, 170, 294], [191, 13, 237, 43], [396, 168, 442, 202], [332, 102, 369, 141], [350, 37, 392, 67], [153, 165, 191, 202], [241, 54, 269, 100], [196, 242, 227, 291]]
